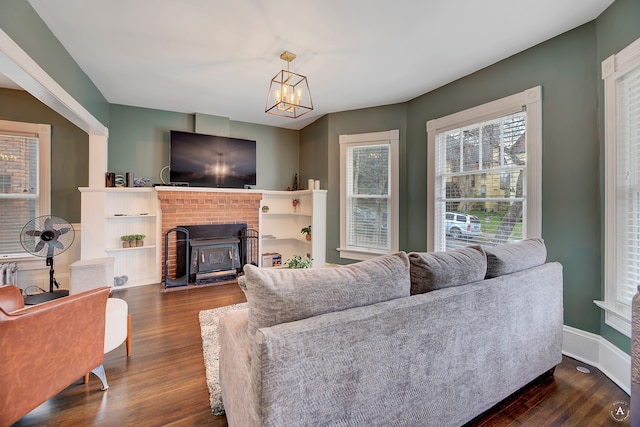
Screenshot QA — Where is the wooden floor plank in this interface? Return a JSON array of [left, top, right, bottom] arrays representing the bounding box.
[[13, 283, 630, 426]]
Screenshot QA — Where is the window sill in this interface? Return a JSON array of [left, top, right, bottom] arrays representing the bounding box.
[[337, 247, 389, 261], [593, 300, 631, 338], [0, 253, 36, 262]]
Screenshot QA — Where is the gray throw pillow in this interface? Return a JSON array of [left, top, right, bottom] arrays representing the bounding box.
[[484, 238, 547, 278], [241, 252, 411, 335], [408, 245, 486, 294]]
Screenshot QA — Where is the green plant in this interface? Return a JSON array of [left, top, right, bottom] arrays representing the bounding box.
[[133, 234, 146, 241], [120, 235, 135, 242], [300, 225, 311, 236], [286, 254, 313, 269]]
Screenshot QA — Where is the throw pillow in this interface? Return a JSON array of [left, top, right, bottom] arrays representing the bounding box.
[[408, 245, 486, 294], [240, 252, 411, 335], [484, 238, 547, 278]]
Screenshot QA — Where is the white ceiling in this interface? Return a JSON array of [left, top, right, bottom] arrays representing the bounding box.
[[16, 0, 614, 130]]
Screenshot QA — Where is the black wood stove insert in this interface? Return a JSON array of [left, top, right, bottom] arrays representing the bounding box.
[[172, 224, 248, 286]]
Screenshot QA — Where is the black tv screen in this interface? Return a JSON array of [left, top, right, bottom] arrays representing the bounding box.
[[169, 130, 257, 188]]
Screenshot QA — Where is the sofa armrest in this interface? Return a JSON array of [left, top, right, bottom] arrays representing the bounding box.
[[0, 286, 110, 426], [219, 309, 260, 426]]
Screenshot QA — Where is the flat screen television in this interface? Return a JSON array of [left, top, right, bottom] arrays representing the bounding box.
[[169, 130, 257, 188]]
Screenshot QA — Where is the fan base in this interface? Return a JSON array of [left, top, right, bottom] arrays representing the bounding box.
[[24, 290, 69, 305]]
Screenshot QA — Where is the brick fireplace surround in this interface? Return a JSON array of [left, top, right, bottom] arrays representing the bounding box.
[[156, 188, 262, 281]]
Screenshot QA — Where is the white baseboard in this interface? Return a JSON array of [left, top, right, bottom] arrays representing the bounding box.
[[562, 324, 630, 395]]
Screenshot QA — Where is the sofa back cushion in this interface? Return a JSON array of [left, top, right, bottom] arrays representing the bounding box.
[[408, 245, 486, 294], [239, 252, 411, 335], [484, 238, 547, 278]]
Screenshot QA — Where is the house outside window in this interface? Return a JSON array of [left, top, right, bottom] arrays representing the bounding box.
[[0, 120, 51, 258], [426, 86, 542, 252], [598, 36, 640, 337], [339, 130, 399, 261]]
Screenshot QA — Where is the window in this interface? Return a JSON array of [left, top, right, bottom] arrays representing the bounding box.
[[598, 37, 640, 337], [339, 130, 399, 260], [427, 86, 542, 252], [0, 120, 51, 258]]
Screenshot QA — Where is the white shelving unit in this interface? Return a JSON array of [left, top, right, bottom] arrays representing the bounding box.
[[79, 187, 161, 288], [259, 189, 327, 267]]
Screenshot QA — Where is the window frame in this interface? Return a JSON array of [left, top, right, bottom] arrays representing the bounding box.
[[0, 119, 51, 259], [426, 86, 542, 252], [338, 129, 399, 261], [597, 36, 640, 338]]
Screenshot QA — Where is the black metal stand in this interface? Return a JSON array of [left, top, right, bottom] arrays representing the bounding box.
[[23, 256, 68, 305]]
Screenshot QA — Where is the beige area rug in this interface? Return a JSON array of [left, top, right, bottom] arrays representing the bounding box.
[[199, 302, 248, 416]]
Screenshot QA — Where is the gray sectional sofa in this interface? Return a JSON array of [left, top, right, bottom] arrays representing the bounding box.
[[219, 239, 563, 427]]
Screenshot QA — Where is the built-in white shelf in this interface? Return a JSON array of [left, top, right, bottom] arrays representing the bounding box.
[[79, 187, 161, 288], [105, 245, 158, 253], [259, 190, 327, 268]]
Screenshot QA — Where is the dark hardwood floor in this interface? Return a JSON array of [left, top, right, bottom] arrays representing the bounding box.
[[13, 283, 630, 426]]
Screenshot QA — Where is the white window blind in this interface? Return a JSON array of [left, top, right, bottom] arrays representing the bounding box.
[[0, 134, 39, 256], [615, 64, 640, 308], [434, 111, 527, 251], [345, 143, 391, 250]]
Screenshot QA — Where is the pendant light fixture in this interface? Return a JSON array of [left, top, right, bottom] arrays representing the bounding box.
[[265, 51, 313, 118]]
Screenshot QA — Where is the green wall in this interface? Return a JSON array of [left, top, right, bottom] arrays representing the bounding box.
[[0, 88, 88, 222], [108, 105, 191, 182], [108, 105, 299, 191], [229, 121, 299, 191], [300, 115, 330, 191]]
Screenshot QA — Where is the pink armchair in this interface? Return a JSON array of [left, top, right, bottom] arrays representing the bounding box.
[[0, 284, 110, 426]]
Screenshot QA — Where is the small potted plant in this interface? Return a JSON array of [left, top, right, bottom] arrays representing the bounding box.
[[301, 225, 311, 241], [286, 254, 313, 269], [134, 234, 146, 247], [120, 235, 134, 248], [261, 205, 269, 213]]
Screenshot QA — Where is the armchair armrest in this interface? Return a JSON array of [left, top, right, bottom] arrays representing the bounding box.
[[0, 284, 25, 313], [0, 286, 110, 426]]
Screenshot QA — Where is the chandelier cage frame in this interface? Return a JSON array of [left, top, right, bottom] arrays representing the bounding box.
[[265, 51, 313, 119]]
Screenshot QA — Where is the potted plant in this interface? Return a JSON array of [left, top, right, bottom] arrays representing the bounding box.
[[300, 225, 311, 241], [286, 254, 313, 269], [134, 234, 146, 247], [261, 205, 269, 213], [120, 235, 134, 248]]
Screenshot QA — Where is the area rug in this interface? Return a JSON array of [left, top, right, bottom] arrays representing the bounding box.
[[199, 302, 248, 415]]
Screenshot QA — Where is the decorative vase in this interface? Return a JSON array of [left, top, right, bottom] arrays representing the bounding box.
[[136, 240, 144, 247], [122, 241, 130, 248], [305, 234, 311, 241]]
